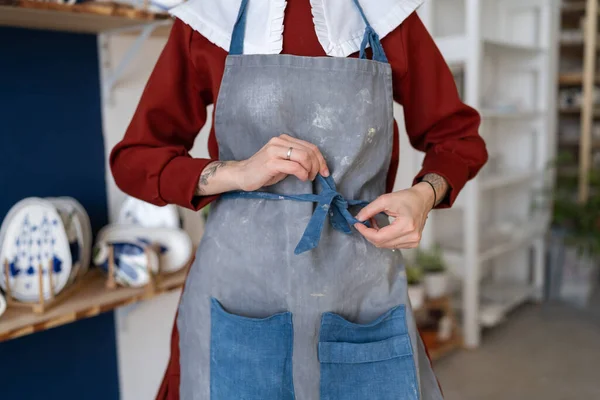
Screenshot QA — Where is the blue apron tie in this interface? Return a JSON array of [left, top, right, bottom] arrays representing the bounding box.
[[221, 175, 372, 255], [229, 0, 388, 63]]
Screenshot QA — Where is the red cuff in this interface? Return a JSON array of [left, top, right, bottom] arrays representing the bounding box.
[[159, 156, 220, 211], [413, 151, 471, 208]]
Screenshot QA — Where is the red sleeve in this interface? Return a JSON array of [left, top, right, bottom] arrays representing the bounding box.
[[385, 13, 488, 208], [110, 19, 219, 211]]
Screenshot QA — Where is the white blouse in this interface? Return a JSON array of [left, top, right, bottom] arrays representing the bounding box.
[[170, 0, 423, 57]]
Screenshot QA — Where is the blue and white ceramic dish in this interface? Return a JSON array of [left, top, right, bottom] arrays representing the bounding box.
[[96, 225, 192, 274], [93, 241, 159, 287], [0, 198, 72, 302], [0, 292, 6, 318], [47, 197, 92, 283]]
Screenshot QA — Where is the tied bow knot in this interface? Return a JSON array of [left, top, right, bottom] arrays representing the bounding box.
[[221, 174, 371, 255]]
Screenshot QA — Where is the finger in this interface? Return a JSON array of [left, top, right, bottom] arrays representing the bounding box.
[[268, 159, 309, 182], [370, 217, 380, 230], [379, 230, 422, 249], [382, 238, 421, 250], [286, 147, 319, 180], [280, 134, 330, 177], [355, 195, 390, 222], [267, 145, 312, 176], [273, 139, 319, 180]]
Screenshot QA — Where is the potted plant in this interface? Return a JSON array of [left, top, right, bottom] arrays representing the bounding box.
[[416, 246, 448, 299], [544, 151, 600, 306], [406, 264, 425, 310]]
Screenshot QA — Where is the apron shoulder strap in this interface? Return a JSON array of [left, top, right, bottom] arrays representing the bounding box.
[[229, 0, 388, 63], [229, 0, 250, 56], [352, 0, 389, 63]]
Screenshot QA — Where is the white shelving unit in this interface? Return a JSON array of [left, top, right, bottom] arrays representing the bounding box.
[[419, 0, 560, 348]]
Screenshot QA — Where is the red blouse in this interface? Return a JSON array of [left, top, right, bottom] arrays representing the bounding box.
[[110, 4, 487, 211]]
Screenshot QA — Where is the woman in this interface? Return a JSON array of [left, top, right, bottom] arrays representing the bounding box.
[[111, 0, 487, 398]]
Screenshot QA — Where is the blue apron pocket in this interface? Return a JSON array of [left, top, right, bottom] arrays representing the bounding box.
[[318, 305, 419, 400], [210, 298, 295, 400]]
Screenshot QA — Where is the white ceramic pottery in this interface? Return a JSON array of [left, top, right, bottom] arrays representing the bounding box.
[[0, 292, 6, 318], [93, 241, 159, 287], [408, 284, 425, 310], [0, 199, 72, 302], [424, 272, 449, 299], [47, 197, 92, 280], [118, 196, 180, 229], [96, 224, 193, 273]]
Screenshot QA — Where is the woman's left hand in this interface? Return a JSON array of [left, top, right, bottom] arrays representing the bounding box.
[[354, 182, 435, 250]]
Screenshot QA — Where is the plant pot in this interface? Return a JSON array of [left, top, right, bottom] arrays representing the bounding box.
[[408, 284, 425, 310], [424, 272, 448, 299]]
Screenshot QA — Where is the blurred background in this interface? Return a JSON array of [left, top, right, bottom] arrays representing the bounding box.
[[0, 0, 598, 399]]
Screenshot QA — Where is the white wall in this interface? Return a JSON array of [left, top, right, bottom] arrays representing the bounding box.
[[100, 32, 212, 400], [100, 32, 419, 400]]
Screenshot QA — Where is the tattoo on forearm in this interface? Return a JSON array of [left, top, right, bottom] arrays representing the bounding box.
[[195, 161, 228, 196], [422, 173, 449, 207]]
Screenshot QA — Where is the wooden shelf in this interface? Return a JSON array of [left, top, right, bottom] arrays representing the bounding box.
[[559, 106, 600, 117], [559, 137, 600, 148], [0, 268, 187, 342], [559, 72, 600, 86], [480, 169, 540, 191], [429, 334, 463, 361], [561, 1, 600, 15], [479, 283, 535, 327], [484, 38, 545, 54], [480, 109, 544, 119], [0, 1, 172, 34]]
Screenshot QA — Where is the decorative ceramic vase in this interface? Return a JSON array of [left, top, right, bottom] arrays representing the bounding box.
[[408, 284, 425, 310], [424, 272, 448, 299]]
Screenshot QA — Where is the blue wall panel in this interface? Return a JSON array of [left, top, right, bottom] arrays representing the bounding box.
[[0, 27, 118, 399]]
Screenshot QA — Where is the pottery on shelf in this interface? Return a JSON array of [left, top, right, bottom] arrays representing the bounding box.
[[0, 198, 72, 302], [0, 292, 6, 318], [118, 196, 180, 229], [96, 224, 193, 274], [424, 273, 449, 299], [408, 284, 425, 310], [47, 197, 92, 280], [46, 198, 92, 286], [93, 241, 159, 287]]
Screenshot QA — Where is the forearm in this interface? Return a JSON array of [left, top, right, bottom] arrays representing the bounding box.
[[194, 161, 240, 196], [412, 173, 449, 210]]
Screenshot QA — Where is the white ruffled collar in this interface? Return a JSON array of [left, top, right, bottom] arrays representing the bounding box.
[[170, 0, 423, 57]]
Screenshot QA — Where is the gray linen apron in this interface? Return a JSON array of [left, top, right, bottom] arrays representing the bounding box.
[[178, 1, 444, 399]]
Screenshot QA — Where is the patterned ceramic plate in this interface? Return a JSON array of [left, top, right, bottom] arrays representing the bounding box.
[[0, 292, 6, 318], [93, 241, 160, 287], [96, 224, 193, 274], [47, 197, 92, 280], [0, 199, 72, 302]]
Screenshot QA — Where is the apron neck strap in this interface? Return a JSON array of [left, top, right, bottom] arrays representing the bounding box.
[[229, 0, 250, 56], [352, 0, 388, 63], [229, 0, 388, 63]]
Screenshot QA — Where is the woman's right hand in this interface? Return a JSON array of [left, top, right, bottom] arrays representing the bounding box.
[[195, 134, 329, 196]]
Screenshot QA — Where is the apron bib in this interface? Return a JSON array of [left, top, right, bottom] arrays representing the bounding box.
[[177, 1, 444, 399]]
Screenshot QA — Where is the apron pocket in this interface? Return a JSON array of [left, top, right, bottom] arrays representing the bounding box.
[[209, 298, 295, 400], [318, 305, 419, 400]]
